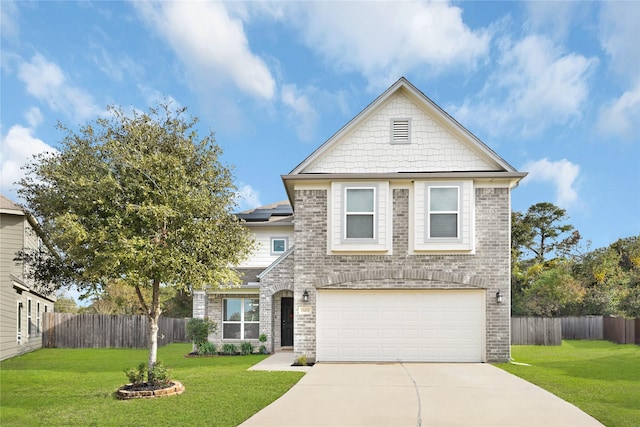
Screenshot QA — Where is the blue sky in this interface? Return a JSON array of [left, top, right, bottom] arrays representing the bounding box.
[[1, 1, 639, 252]]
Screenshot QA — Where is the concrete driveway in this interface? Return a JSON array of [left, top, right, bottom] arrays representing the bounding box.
[[240, 363, 603, 427]]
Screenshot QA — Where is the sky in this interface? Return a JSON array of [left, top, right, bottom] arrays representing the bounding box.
[[1, 0, 639, 253]]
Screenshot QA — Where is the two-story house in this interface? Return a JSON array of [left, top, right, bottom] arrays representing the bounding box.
[[193, 78, 526, 363], [0, 195, 56, 361]]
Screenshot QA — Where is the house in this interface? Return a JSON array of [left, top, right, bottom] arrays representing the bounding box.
[[193, 77, 526, 363], [0, 195, 56, 361]]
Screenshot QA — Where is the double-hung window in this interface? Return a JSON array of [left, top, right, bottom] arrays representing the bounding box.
[[36, 302, 41, 335], [428, 186, 460, 239], [222, 298, 259, 340], [27, 299, 32, 336], [17, 302, 22, 344], [345, 187, 375, 239]]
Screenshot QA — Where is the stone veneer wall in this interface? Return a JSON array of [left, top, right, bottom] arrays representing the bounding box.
[[293, 187, 511, 363]]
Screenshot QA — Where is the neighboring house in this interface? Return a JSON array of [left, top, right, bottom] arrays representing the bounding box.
[[193, 77, 526, 363], [0, 195, 56, 361]]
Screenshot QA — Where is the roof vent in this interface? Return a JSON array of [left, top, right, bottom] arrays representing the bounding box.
[[391, 119, 410, 144]]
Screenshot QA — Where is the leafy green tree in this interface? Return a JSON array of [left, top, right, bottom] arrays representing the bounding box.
[[573, 236, 640, 316], [53, 294, 79, 313], [520, 261, 584, 316], [17, 103, 254, 376], [512, 202, 581, 264]]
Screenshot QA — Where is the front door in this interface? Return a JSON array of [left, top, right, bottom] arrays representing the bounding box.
[[281, 297, 294, 346]]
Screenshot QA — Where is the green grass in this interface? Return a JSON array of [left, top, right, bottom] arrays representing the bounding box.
[[497, 340, 640, 427], [0, 343, 304, 426]]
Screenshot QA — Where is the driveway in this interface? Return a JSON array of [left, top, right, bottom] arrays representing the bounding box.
[[240, 363, 603, 427]]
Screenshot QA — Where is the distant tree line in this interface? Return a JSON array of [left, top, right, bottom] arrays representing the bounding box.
[[512, 202, 639, 318]]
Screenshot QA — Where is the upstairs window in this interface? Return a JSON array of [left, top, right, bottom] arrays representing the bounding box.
[[345, 187, 375, 239], [270, 238, 288, 255], [391, 119, 411, 144], [428, 186, 460, 239]]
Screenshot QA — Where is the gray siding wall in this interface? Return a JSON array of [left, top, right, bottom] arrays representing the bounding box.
[[293, 187, 512, 363], [1, 213, 52, 361]]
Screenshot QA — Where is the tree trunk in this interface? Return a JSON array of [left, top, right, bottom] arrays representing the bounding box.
[[147, 311, 160, 379], [136, 278, 162, 381]]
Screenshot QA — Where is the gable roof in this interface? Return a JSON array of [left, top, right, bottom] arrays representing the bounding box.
[[289, 77, 520, 175]]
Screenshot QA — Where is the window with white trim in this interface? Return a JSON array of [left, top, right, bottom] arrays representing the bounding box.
[[270, 237, 288, 255], [427, 186, 460, 239], [413, 181, 474, 252], [27, 299, 32, 336], [222, 298, 259, 340], [344, 187, 375, 239], [36, 302, 41, 335], [17, 302, 23, 344], [391, 119, 411, 144]]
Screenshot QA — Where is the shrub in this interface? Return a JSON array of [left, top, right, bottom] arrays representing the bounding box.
[[240, 341, 253, 355], [124, 362, 146, 386], [149, 361, 171, 386], [186, 318, 217, 348], [221, 343, 238, 355], [197, 341, 217, 355], [259, 333, 267, 343], [296, 355, 307, 366], [259, 345, 268, 354]]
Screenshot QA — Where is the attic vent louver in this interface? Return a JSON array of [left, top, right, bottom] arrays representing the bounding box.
[[391, 119, 410, 144]]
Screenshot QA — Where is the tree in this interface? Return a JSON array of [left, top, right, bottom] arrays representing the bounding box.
[[53, 293, 79, 313], [512, 202, 581, 264], [17, 103, 254, 377]]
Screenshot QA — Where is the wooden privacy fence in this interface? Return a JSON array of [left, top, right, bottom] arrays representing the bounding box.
[[511, 317, 561, 345], [603, 317, 639, 345], [561, 316, 604, 340], [43, 313, 188, 349], [513, 316, 639, 345]]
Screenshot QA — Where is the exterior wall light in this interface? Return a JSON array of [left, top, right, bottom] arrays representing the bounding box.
[[302, 289, 309, 303], [496, 290, 504, 304]]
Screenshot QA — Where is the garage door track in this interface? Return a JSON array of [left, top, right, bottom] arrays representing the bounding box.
[[240, 363, 603, 426]]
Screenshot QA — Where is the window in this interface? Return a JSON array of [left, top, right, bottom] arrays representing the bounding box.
[[222, 298, 259, 340], [17, 302, 23, 344], [345, 187, 375, 239], [428, 187, 460, 239], [414, 181, 473, 252], [27, 299, 32, 336], [391, 119, 411, 144], [36, 302, 41, 335], [270, 237, 288, 255]]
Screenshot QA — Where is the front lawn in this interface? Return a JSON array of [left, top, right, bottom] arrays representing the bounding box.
[[497, 340, 640, 427], [0, 343, 303, 426]]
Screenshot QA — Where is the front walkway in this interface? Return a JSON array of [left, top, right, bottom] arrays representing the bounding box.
[[247, 350, 312, 373], [241, 362, 603, 427]]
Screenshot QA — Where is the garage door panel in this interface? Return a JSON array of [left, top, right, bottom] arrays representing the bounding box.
[[317, 290, 484, 362]]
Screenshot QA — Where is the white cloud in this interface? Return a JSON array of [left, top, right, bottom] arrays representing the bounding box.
[[522, 158, 581, 208], [281, 84, 319, 142], [597, 84, 640, 141], [134, 1, 275, 100], [598, 1, 640, 84], [0, 0, 20, 40], [1, 124, 58, 199], [17, 54, 100, 121], [287, 1, 490, 90], [25, 107, 43, 128], [454, 35, 597, 137], [236, 183, 262, 212], [525, 1, 583, 41]]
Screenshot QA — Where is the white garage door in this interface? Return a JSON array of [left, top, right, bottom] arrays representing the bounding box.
[[317, 290, 485, 362]]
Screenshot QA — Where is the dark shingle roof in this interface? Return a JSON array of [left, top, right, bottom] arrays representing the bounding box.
[[236, 200, 293, 223]]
